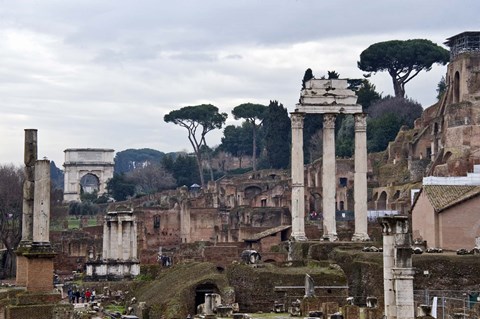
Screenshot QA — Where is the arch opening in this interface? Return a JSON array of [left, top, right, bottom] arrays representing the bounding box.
[[195, 283, 219, 312], [80, 173, 100, 194]]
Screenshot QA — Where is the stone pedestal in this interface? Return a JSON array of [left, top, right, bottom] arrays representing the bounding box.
[[17, 247, 56, 292]]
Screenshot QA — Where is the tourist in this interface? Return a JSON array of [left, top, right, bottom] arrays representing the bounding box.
[[91, 289, 96, 302], [85, 289, 92, 302], [67, 288, 73, 303]]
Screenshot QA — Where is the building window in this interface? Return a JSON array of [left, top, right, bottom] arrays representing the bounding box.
[[153, 215, 160, 229], [261, 199, 267, 207], [339, 177, 347, 187]]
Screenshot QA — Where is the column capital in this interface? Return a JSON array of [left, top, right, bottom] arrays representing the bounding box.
[[323, 113, 336, 129], [291, 112, 305, 129], [354, 113, 367, 131]]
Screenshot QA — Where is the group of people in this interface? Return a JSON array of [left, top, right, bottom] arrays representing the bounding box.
[[67, 287, 96, 304]]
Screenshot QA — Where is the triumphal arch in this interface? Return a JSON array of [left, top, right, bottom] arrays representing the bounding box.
[[291, 79, 369, 241], [63, 148, 115, 202]]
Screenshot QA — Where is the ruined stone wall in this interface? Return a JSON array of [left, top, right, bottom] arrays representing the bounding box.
[[446, 53, 480, 104], [50, 228, 102, 272], [203, 246, 241, 268], [189, 208, 221, 242]]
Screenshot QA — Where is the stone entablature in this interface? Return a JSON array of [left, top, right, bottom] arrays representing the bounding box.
[[63, 148, 114, 202]]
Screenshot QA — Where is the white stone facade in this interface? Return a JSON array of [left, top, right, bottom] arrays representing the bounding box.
[[63, 148, 114, 202]]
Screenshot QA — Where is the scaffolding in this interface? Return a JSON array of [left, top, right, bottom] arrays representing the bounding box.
[[444, 31, 480, 60]]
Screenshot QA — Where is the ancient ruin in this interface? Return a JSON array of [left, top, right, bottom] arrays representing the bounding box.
[[63, 148, 114, 202], [292, 79, 369, 241], [5, 31, 480, 319], [16, 129, 56, 292], [381, 216, 415, 319], [6, 130, 72, 319], [86, 207, 139, 280]]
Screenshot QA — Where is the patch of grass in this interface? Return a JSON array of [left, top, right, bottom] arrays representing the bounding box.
[[105, 304, 125, 314]]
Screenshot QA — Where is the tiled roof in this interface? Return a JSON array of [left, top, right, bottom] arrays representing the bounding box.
[[244, 225, 291, 242], [423, 185, 480, 213]]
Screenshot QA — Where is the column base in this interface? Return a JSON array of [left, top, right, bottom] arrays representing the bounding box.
[[322, 234, 338, 242], [351, 233, 370, 242], [290, 234, 308, 241]]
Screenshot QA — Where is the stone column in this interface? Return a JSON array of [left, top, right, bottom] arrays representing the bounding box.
[[322, 114, 337, 241], [179, 186, 191, 243], [110, 221, 117, 260], [102, 219, 109, 259], [352, 113, 369, 241], [117, 220, 123, 260], [381, 216, 414, 319], [32, 159, 51, 245], [123, 221, 130, 260], [132, 220, 138, 259], [381, 218, 396, 319], [21, 129, 37, 244], [17, 129, 37, 286], [290, 112, 307, 241]]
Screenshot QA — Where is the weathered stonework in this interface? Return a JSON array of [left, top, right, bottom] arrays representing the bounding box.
[[293, 79, 369, 241], [86, 208, 139, 280], [63, 148, 114, 202]]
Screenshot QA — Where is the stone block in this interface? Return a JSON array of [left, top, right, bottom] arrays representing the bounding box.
[[343, 305, 360, 319], [322, 302, 339, 315], [24, 255, 55, 292], [15, 292, 61, 306]]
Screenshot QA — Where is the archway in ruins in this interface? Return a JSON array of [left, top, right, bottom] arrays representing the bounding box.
[[244, 186, 262, 199], [80, 173, 100, 194], [195, 283, 219, 312], [377, 191, 387, 210]]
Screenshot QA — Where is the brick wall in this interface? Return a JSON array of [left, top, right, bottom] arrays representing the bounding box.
[[26, 257, 54, 292]]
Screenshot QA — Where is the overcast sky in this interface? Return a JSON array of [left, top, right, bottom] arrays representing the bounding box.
[[1, 0, 478, 166]]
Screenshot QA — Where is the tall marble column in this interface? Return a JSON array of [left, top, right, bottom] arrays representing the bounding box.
[[32, 159, 51, 245], [290, 112, 307, 241], [322, 114, 337, 241], [17, 129, 37, 287], [21, 129, 37, 244], [352, 113, 370, 241]]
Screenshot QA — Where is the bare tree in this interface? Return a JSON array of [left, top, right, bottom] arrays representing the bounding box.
[[127, 162, 176, 194], [0, 164, 23, 278]]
